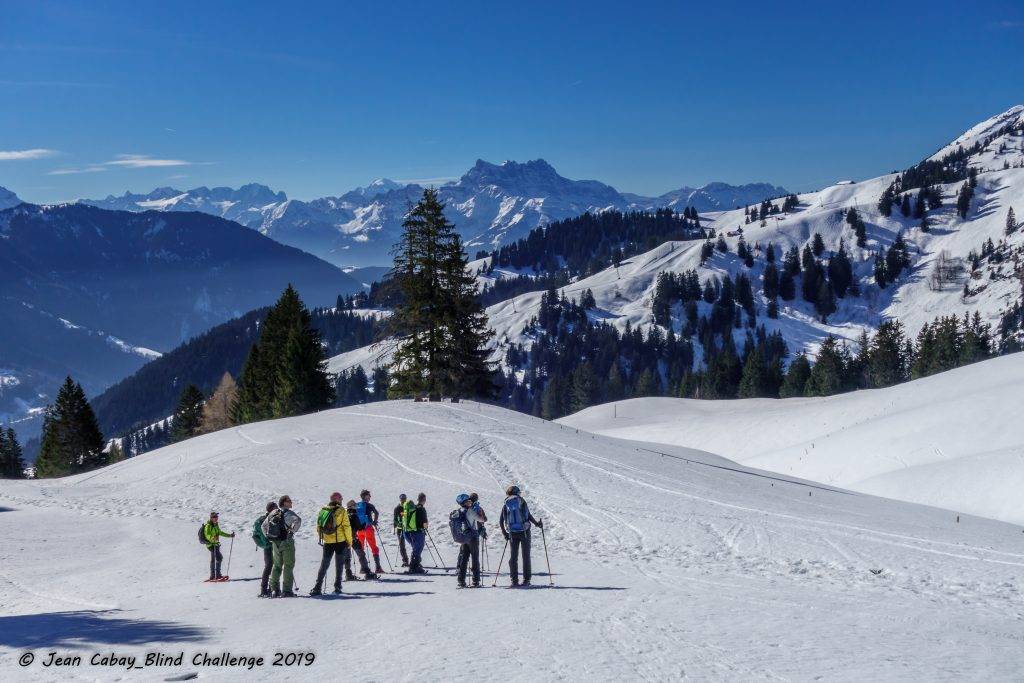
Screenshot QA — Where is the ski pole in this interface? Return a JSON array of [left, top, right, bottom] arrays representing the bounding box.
[[375, 525, 394, 572], [540, 522, 553, 586], [427, 529, 449, 570], [424, 535, 441, 568], [225, 534, 234, 579], [491, 536, 509, 587]]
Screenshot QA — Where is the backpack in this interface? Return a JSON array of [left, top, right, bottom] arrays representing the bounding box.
[[403, 501, 419, 532], [317, 507, 338, 536], [198, 523, 208, 546], [449, 508, 472, 544], [504, 497, 526, 533], [356, 501, 371, 526], [265, 509, 289, 541], [252, 516, 269, 549]]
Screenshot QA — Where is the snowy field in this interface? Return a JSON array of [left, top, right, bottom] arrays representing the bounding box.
[[2, 400, 1024, 680], [560, 353, 1024, 527]]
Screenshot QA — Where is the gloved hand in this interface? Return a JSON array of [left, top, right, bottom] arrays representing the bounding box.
[[502, 531, 510, 540], [536, 520, 544, 529], [228, 532, 236, 537]]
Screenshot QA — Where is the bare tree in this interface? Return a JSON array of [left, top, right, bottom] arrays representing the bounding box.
[[200, 372, 238, 434], [928, 250, 965, 291]]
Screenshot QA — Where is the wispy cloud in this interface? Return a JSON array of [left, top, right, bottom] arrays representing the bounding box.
[[105, 154, 191, 168], [0, 148, 59, 161], [988, 20, 1024, 28], [48, 165, 107, 176]]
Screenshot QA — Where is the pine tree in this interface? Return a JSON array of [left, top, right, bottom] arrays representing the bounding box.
[[439, 232, 497, 398], [778, 356, 811, 397], [170, 384, 205, 443], [106, 441, 125, 465], [389, 189, 495, 399], [570, 362, 600, 413], [815, 279, 836, 321], [634, 368, 659, 397], [34, 377, 105, 477], [1006, 207, 1017, 236], [811, 233, 825, 257], [866, 321, 909, 388], [779, 269, 796, 301], [738, 348, 770, 398], [201, 373, 237, 434], [0, 428, 26, 478], [605, 361, 626, 402], [900, 193, 912, 217], [804, 338, 845, 397], [233, 285, 334, 421]]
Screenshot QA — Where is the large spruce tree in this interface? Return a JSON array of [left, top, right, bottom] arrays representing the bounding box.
[[388, 189, 496, 399], [34, 377, 105, 477], [232, 285, 334, 423]]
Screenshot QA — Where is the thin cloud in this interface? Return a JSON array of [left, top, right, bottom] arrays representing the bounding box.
[[989, 20, 1024, 28], [48, 165, 107, 176], [105, 154, 191, 168], [0, 148, 59, 161], [396, 176, 459, 185]]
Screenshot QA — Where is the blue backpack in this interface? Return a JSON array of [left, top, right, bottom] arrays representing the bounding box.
[[356, 501, 371, 526], [449, 509, 473, 544], [504, 497, 526, 533]]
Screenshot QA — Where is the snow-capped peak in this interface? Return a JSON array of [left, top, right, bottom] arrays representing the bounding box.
[[0, 185, 22, 211]]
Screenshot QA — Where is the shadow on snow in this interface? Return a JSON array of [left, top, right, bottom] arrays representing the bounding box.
[[0, 610, 207, 649]]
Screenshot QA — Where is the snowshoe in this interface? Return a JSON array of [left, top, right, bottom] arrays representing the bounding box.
[[215, 576, 230, 582]]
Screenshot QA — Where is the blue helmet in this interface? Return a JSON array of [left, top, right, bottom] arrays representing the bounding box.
[[456, 493, 470, 505]]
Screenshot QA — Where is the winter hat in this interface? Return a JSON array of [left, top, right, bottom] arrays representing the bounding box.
[[210, 511, 219, 519], [456, 493, 470, 505], [399, 493, 407, 501], [506, 485, 520, 496], [266, 502, 278, 513], [330, 491, 343, 502]]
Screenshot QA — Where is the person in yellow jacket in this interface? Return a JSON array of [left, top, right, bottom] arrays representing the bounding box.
[[203, 512, 235, 581], [310, 491, 353, 596]]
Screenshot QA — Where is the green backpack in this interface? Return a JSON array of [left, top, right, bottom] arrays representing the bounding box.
[[317, 507, 339, 537], [252, 515, 269, 549]]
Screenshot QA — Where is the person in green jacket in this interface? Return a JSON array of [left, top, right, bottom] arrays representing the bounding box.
[[203, 512, 235, 581]]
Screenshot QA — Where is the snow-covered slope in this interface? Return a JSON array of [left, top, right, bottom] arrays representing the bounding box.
[[77, 162, 786, 268], [0, 185, 21, 210], [560, 352, 1024, 525], [2, 401, 1023, 679]]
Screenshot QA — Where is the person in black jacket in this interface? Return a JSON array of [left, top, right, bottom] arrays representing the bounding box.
[[499, 485, 542, 587], [393, 493, 409, 567], [345, 499, 378, 580], [258, 502, 277, 597]]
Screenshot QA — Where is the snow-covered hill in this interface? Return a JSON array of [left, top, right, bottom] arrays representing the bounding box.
[[2, 401, 1023, 679], [78, 161, 787, 268], [560, 352, 1024, 526]]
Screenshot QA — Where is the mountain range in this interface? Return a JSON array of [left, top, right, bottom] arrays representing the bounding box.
[[79, 162, 789, 267], [0, 203, 360, 442]]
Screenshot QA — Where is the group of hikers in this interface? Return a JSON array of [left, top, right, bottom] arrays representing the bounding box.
[[199, 486, 545, 597]]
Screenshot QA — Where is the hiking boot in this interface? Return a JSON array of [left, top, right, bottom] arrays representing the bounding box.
[[375, 562, 385, 574], [364, 572, 380, 581], [522, 580, 531, 587], [258, 590, 272, 598], [471, 580, 480, 588], [401, 560, 409, 567], [332, 586, 343, 595], [457, 580, 467, 588], [272, 588, 281, 598], [346, 570, 357, 581], [281, 591, 297, 598], [511, 579, 520, 587], [309, 586, 322, 596]]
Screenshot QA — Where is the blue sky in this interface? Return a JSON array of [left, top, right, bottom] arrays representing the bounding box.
[[2, 0, 1023, 204]]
